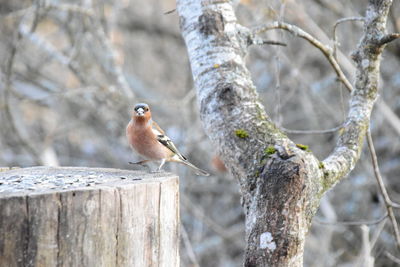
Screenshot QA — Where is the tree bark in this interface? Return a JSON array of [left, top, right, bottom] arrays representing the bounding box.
[[176, 0, 395, 265], [0, 167, 179, 267]]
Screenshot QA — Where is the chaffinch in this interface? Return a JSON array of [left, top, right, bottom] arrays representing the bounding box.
[[126, 103, 210, 176]]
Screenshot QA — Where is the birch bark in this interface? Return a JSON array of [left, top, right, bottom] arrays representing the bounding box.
[[177, 0, 395, 265]]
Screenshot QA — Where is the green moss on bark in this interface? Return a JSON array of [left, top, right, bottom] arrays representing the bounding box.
[[296, 143, 311, 152], [264, 146, 276, 155], [235, 129, 249, 138], [318, 161, 325, 169]]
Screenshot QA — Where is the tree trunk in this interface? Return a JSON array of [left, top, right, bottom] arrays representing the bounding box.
[[177, 2, 323, 265], [0, 167, 179, 267], [176, 0, 394, 265], [242, 154, 323, 267]]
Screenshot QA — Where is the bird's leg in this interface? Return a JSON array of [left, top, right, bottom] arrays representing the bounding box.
[[155, 159, 166, 172], [129, 160, 150, 165]]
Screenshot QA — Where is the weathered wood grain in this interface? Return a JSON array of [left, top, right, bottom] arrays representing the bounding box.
[[0, 166, 179, 267]]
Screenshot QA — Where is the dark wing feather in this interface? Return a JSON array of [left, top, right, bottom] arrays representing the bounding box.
[[157, 134, 187, 160]]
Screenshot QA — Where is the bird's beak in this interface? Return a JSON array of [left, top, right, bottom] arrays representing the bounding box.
[[136, 108, 145, 116]]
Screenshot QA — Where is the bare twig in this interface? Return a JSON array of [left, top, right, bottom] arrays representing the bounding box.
[[18, 15, 89, 84], [164, 8, 176, 15], [331, 17, 363, 124], [385, 251, 400, 264], [392, 202, 400, 209], [2, 11, 42, 164], [378, 33, 400, 46], [181, 225, 200, 267], [48, 3, 95, 16], [181, 194, 242, 247], [290, 1, 400, 138], [274, 3, 285, 127], [281, 125, 343, 135], [314, 214, 387, 226], [366, 130, 400, 251], [359, 225, 374, 267], [47, 2, 134, 99], [332, 17, 364, 59], [94, 24, 135, 100], [258, 40, 287, 46], [370, 218, 387, 249], [252, 21, 354, 93]]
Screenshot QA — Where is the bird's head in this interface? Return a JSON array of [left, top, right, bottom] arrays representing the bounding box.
[[133, 103, 151, 122]]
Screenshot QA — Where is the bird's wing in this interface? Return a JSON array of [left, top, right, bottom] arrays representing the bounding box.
[[157, 134, 186, 160], [152, 122, 187, 161], [156, 134, 187, 161]]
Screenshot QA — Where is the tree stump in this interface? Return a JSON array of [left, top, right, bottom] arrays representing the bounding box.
[[0, 166, 180, 267]]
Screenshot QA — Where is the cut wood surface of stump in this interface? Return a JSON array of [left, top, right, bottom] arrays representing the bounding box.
[[0, 166, 180, 267]]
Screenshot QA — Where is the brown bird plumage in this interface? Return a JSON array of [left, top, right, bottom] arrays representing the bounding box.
[[126, 103, 209, 176]]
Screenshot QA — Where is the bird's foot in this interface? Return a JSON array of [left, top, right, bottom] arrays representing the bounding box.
[[129, 161, 151, 172]]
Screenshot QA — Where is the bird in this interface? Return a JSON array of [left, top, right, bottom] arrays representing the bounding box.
[[126, 103, 210, 176]]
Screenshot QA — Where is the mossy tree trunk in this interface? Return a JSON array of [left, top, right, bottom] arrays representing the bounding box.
[[176, 0, 395, 265]]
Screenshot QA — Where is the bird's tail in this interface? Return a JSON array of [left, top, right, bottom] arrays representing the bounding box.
[[180, 160, 210, 176]]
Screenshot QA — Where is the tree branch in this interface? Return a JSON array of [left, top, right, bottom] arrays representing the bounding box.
[[256, 40, 287, 46], [323, 0, 394, 188], [332, 17, 365, 59], [366, 131, 400, 250], [377, 32, 400, 45], [252, 21, 354, 93], [2, 9, 42, 164], [314, 213, 387, 226], [253, 13, 400, 250], [385, 251, 400, 265], [280, 125, 343, 135]]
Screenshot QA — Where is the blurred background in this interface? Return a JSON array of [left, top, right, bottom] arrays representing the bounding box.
[[0, 0, 399, 266]]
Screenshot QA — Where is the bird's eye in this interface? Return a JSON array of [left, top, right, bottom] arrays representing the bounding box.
[[145, 107, 149, 111]]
